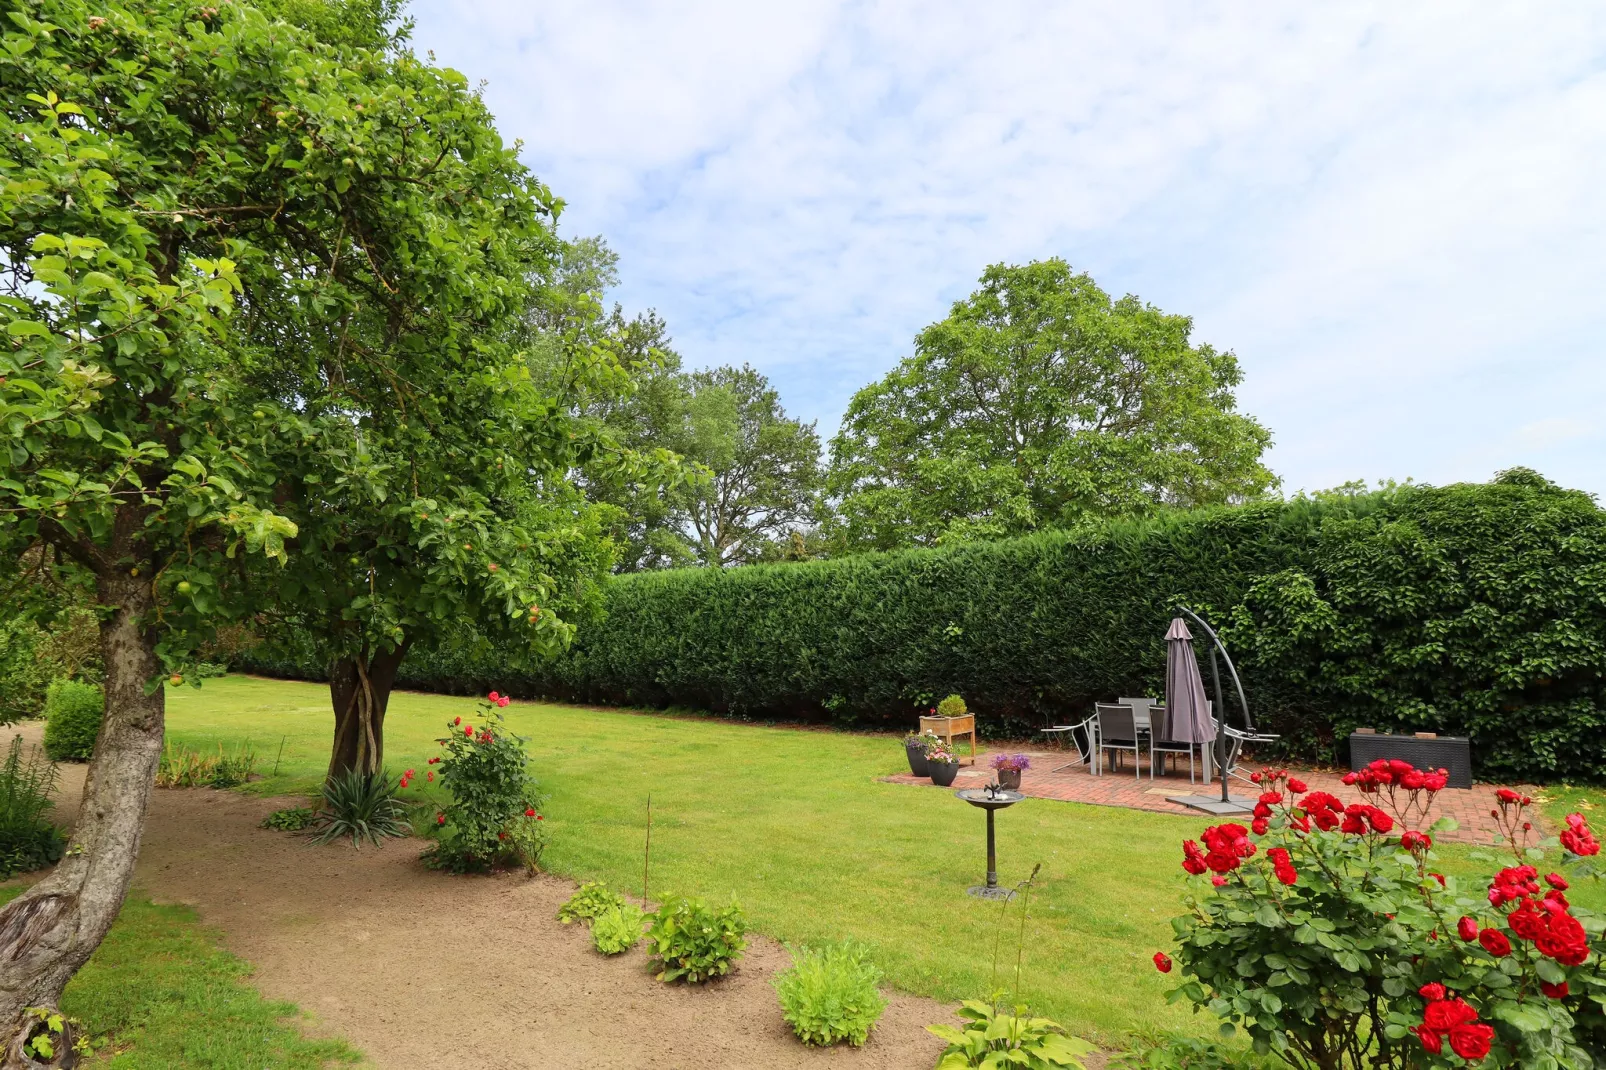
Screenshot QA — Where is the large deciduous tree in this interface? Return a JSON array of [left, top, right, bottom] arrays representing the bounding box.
[[0, 0, 590, 1029], [825, 259, 1277, 552]]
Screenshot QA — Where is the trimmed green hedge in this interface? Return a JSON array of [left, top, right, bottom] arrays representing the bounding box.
[[43, 679, 103, 761], [241, 474, 1606, 781]]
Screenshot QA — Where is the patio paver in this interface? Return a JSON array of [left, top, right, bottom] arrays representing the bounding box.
[[881, 749, 1543, 845]]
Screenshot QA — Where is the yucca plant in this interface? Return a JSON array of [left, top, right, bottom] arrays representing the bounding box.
[[310, 769, 412, 847]]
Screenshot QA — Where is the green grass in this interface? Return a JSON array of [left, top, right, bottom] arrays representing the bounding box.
[[0, 887, 360, 1068], [160, 674, 1605, 1051]]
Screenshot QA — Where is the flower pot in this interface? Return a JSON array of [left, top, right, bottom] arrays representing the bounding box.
[[997, 768, 1022, 790], [929, 760, 960, 787], [905, 742, 930, 777]]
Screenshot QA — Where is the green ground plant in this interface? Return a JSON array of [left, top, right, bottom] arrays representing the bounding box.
[[591, 903, 646, 956], [0, 736, 65, 879], [645, 894, 748, 983], [311, 770, 411, 848], [42, 679, 102, 761], [773, 942, 887, 1047], [423, 695, 546, 873], [259, 807, 318, 832], [559, 881, 625, 925], [155, 741, 259, 789]]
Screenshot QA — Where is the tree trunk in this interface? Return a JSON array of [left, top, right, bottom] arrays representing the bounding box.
[[326, 643, 409, 780], [0, 572, 163, 1032]]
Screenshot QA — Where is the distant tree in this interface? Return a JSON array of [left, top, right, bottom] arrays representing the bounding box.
[[825, 259, 1277, 552]]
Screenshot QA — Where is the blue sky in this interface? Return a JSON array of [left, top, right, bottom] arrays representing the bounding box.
[[410, 2, 1606, 499]]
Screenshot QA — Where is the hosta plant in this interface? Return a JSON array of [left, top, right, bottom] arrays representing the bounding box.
[[645, 894, 748, 983], [591, 903, 646, 956], [559, 882, 625, 925], [928, 999, 1094, 1069], [1159, 763, 1605, 1069], [259, 807, 317, 832], [774, 941, 888, 1047]]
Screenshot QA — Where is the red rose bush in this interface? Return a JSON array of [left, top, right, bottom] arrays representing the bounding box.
[[1160, 764, 1606, 1068], [422, 691, 548, 873]]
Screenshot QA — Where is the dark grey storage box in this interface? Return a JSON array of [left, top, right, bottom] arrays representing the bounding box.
[[1348, 732, 1472, 789]]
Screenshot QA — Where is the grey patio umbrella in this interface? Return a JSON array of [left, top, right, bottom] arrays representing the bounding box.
[[1164, 617, 1216, 782]]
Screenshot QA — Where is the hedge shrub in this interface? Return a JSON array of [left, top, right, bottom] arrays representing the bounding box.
[[240, 473, 1606, 781], [43, 679, 103, 761]]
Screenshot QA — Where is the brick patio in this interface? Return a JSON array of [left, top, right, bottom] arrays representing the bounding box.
[[881, 748, 1540, 844]]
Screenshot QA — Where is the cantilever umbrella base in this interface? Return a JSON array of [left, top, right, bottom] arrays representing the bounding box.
[[1168, 794, 1256, 815]]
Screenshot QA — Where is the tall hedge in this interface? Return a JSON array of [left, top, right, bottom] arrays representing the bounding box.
[[241, 474, 1606, 781]]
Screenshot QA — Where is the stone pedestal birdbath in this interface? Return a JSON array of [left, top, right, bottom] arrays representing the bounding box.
[[956, 786, 1024, 899]]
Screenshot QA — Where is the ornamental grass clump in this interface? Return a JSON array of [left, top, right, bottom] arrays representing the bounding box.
[[644, 894, 747, 983], [773, 942, 888, 1047], [0, 736, 65, 879], [310, 768, 411, 847], [1157, 762, 1606, 1069], [423, 691, 548, 874]]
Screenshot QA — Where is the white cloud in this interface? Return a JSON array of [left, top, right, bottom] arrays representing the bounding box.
[[411, 0, 1606, 498]]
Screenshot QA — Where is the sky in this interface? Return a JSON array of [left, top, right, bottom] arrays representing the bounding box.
[[409, 1, 1606, 499]]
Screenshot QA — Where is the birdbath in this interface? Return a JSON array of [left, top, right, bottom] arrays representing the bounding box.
[[955, 786, 1024, 899]]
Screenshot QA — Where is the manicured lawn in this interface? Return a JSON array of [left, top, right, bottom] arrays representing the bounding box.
[[0, 888, 359, 1069], [163, 674, 1606, 1050]]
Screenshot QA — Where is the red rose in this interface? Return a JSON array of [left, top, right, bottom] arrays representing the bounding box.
[[1457, 916, 1478, 942], [535, 815, 543, 821], [1541, 980, 1569, 999], [454, 716, 461, 726], [1414, 1026, 1443, 1055], [1205, 851, 1238, 874], [1287, 778, 1307, 793], [488, 691, 500, 701], [1423, 998, 1478, 1031], [1447, 1022, 1493, 1061], [465, 725, 474, 736], [1478, 929, 1511, 957], [1418, 982, 1445, 1001], [525, 808, 536, 817], [498, 831, 506, 840], [1365, 807, 1394, 834], [1536, 912, 1589, 965], [1152, 952, 1172, 973], [1546, 872, 1570, 891], [1211, 875, 1227, 886], [427, 771, 434, 782], [497, 697, 510, 707], [1496, 787, 1520, 804], [1251, 818, 1269, 836], [1508, 902, 1545, 941], [1273, 864, 1297, 886], [1430, 873, 1446, 886], [436, 813, 445, 825], [1401, 831, 1431, 852]]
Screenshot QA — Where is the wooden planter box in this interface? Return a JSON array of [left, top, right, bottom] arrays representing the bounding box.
[[1348, 732, 1472, 789], [920, 714, 977, 766]]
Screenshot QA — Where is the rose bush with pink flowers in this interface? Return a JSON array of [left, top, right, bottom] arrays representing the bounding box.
[[1159, 762, 1606, 1069], [422, 691, 548, 873]]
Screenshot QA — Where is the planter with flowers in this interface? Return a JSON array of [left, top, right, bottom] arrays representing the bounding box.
[[903, 731, 937, 777], [918, 694, 976, 767], [990, 753, 1031, 790], [926, 742, 961, 787]]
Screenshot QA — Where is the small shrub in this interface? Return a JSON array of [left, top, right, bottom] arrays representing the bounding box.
[[259, 807, 317, 832], [935, 693, 967, 718], [422, 691, 546, 873], [928, 1000, 1093, 1069], [311, 769, 411, 847], [591, 903, 645, 956], [773, 942, 887, 1047], [558, 881, 624, 925], [42, 679, 102, 761], [0, 736, 65, 879], [644, 894, 747, 983]]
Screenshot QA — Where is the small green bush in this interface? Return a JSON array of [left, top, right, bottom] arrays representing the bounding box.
[[42, 679, 102, 761], [208, 741, 258, 788], [422, 698, 546, 873], [935, 694, 966, 718], [591, 903, 645, 956], [0, 735, 65, 878], [259, 807, 317, 832], [311, 769, 411, 847], [645, 894, 747, 983], [558, 881, 624, 925], [928, 1000, 1094, 1069], [773, 942, 887, 1047]]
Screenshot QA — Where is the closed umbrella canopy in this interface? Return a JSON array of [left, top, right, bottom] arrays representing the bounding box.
[[1165, 617, 1216, 779]]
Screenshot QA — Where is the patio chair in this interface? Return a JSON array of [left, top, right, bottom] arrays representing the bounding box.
[[1094, 703, 1142, 779], [1040, 712, 1099, 775], [1147, 704, 1202, 784], [1117, 697, 1158, 732], [1223, 723, 1282, 784]]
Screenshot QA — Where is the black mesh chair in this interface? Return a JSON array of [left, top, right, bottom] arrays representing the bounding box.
[[1095, 703, 1142, 779]]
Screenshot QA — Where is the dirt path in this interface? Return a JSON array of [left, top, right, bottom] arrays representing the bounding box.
[[12, 723, 958, 1069]]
